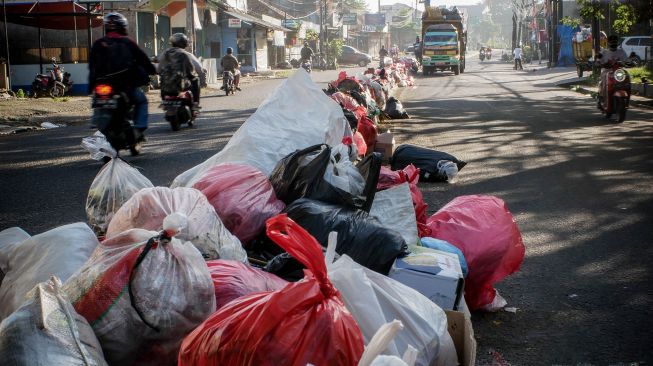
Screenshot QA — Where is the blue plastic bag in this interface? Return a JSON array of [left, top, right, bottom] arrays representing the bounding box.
[[420, 237, 468, 277]]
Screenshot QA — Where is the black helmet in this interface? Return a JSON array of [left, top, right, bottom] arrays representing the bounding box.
[[304, 41, 309, 47], [170, 33, 188, 48], [226, 47, 233, 54], [104, 13, 128, 35], [608, 35, 619, 50]]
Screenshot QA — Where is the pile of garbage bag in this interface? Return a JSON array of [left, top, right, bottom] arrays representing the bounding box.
[[0, 68, 531, 365]]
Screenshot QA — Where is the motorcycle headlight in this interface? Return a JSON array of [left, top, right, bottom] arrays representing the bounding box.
[[614, 69, 627, 82]]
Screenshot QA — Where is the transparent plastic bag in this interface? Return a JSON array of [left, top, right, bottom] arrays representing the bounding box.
[[0, 276, 108, 366], [81, 131, 117, 161], [63, 217, 215, 366], [436, 160, 459, 182], [106, 186, 246, 261], [325, 144, 366, 197], [359, 320, 418, 366], [370, 182, 419, 246], [86, 158, 153, 236]]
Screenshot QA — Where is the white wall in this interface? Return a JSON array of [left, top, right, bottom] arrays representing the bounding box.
[[11, 63, 89, 88]]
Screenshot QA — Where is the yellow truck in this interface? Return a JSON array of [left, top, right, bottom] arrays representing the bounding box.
[[420, 6, 467, 76]]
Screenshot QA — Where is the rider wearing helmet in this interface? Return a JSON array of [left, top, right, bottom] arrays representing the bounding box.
[[597, 35, 627, 106], [300, 41, 314, 64], [88, 12, 156, 136], [221, 47, 241, 91], [157, 33, 203, 109]]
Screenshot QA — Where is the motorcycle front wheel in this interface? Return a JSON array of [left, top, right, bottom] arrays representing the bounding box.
[[50, 85, 64, 98], [615, 97, 627, 123]]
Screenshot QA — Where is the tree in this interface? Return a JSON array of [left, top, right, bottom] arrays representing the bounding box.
[[341, 0, 368, 11], [611, 2, 636, 35]]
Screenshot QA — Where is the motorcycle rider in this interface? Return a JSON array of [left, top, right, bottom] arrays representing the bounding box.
[[157, 33, 203, 111], [88, 12, 156, 137], [221, 47, 241, 91], [300, 41, 314, 64], [596, 35, 628, 108]]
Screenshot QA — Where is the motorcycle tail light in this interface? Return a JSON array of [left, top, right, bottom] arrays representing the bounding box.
[[614, 69, 627, 82], [95, 84, 113, 96]]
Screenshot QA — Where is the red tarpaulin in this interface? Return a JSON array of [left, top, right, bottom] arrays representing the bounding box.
[[4, 2, 103, 30]]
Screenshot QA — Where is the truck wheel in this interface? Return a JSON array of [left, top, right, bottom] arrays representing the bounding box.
[[453, 65, 460, 75]]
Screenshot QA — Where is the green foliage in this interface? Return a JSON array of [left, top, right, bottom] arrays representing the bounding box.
[[328, 38, 344, 59], [342, 0, 368, 10], [16, 89, 25, 98], [627, 67, 652, 83], [577, 0, 604, 20], [305, 29, 319, 41], [561, 16, 582, 27], [611, 2, 636, 35]]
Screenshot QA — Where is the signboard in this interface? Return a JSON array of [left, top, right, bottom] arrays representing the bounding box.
[[364, 13, 386, 25], [228, 19, 242, 28], [362, 24, 381, 32], [342, 14, 357, 25], [282, 19, 302, 30]]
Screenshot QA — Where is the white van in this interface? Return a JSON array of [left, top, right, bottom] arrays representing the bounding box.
[[620, 36, 652, 61]]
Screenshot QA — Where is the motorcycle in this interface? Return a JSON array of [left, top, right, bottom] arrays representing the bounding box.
[[161, 90, 196, 131], [31, 58, 73, 98], [222, 71, 235, 96], [479, 50, 486, 62], [598, 62, 631, 123], [485, 49, 492, 60], [91, 75, 143, 156], [301, 59, 312, 73]]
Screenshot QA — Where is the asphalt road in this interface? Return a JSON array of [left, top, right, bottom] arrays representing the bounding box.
[[1, 60, 652, 364]]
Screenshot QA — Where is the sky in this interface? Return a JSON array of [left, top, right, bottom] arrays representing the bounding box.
[[366, 0, 483, 13]]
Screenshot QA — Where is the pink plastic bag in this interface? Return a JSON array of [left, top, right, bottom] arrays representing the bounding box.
[[353, 131, 367, 156], [193, 163, 285, 244], [206, 259, 287, 309], [330, 91, 359, 111], [377, 165, 430, 237], [358, 116, 378, 152], [426, 195, 525, 310]]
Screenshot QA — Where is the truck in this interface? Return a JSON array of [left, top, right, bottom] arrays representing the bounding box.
[[420, 7, 467, 76]]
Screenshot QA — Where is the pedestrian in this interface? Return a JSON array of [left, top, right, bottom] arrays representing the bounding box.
[[513, 45, 523, 70], [379, 45, 389, 68]]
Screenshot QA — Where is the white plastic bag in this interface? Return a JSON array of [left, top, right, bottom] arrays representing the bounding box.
[[0, 276, 108, 366], [63, 218, 215, 366], [370, 183, 419, 245], [86, 158, 153, 236], [0, 227, 30, 287], [328, 253, 458, 366], [324, 144, 366, 197], [0, 223, 99, 321], [81, 131, 117, 161], [359, 320, 418, 366], [436, 160, 459, 181], [171, 70, 348, 187], [106, 186, 246, 261]]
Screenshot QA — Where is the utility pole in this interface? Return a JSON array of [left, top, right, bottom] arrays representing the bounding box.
[[186, 0, 194, 53], [2, 0, 11, 89]]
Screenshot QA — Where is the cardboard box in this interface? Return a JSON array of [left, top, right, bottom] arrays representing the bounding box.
[[374, 132, 395, 162], [446, 310, 477, 366], [388, 249, 464, 311]]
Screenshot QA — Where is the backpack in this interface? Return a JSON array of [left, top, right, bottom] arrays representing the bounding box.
[[93, 38, 135, 88], [160, 49, 191, 95]]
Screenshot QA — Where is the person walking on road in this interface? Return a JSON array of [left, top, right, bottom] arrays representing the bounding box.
[[513, 45, 524, 70]]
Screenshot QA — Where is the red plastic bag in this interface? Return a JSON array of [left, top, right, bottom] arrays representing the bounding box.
[[353, 131, 367, 156], [330, 91, 359, 111], [192, 163, 285, 244], [206, 259, 287, 309], [377, 165, 430, 237], [426, 195, 525, 310], [357, 116, 378, 152], [178, 214, 365, 366]]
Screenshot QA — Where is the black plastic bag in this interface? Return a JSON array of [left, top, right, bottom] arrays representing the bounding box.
[[269, 145, 382, 212], [265, 199, 408, 280], [349, 90, 368, 108], [384, 97, 410, 119], [342, 107, 359, 131], [391, 144, 467, 182]]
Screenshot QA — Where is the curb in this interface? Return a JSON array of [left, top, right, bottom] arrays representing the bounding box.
[[562, 84, 653, 110], [0, 126, 42, 135]]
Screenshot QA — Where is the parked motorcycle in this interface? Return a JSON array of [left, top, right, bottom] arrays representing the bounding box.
[[222, 71, 235, 96], [598, 62, 631, 123], [92, 76, 143, 156], [161, 90, 196, 131], [301, 59, 312, 73], [31, 58, 73, 98]]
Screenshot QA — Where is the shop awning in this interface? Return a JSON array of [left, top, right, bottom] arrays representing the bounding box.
[[224, 9, 290, 32], [4, 1, 103, 30]]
